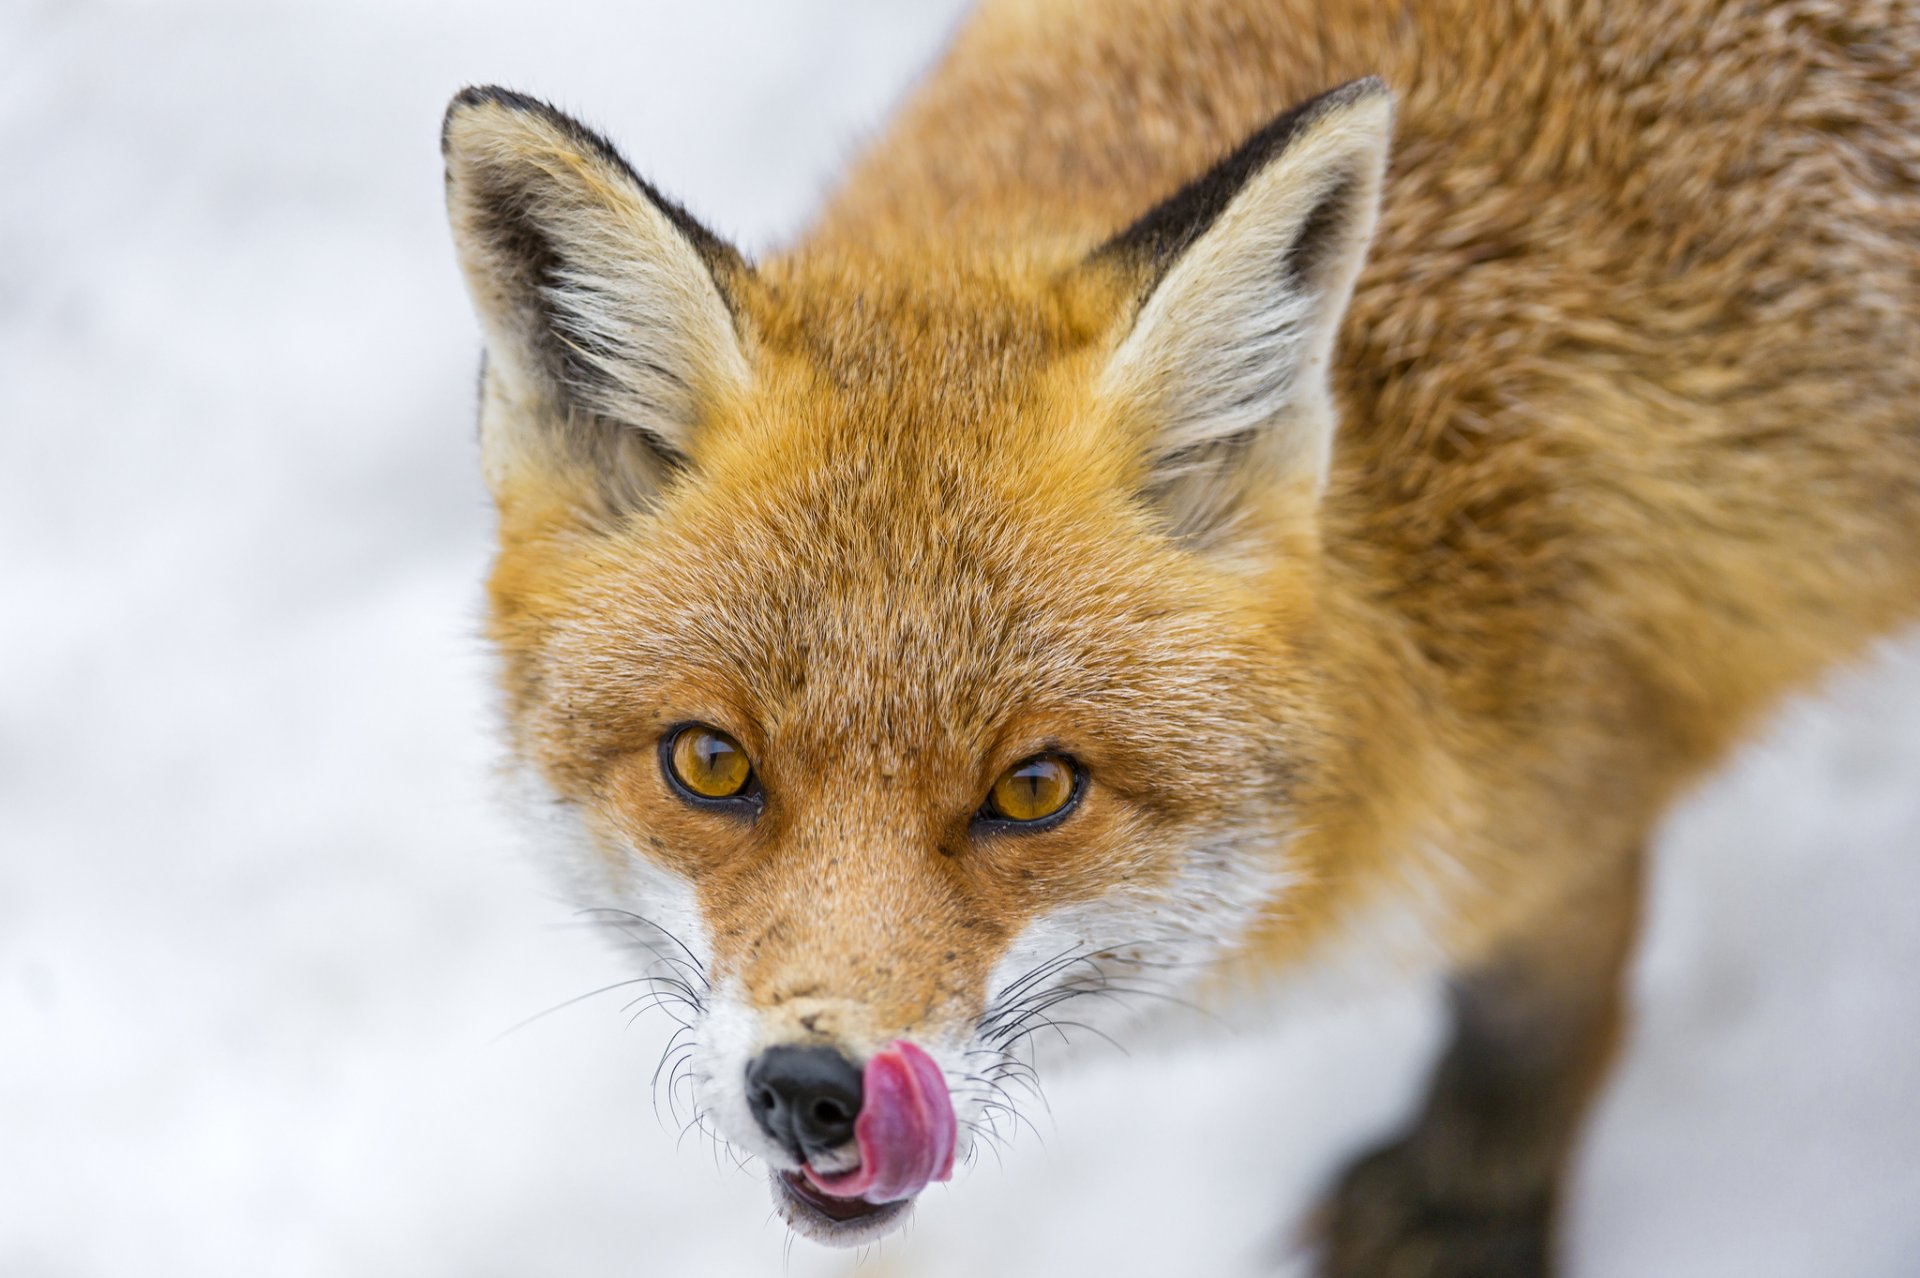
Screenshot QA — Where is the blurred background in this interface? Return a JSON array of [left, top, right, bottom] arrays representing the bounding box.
[[3, 2, 1918, 1274]]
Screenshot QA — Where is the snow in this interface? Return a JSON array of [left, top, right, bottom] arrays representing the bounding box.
[[2, 2, 1916, 1274]]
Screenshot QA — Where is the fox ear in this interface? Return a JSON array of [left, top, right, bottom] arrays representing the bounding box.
[[442, 86, 751, 516], [1092, 79, 1392, 543]]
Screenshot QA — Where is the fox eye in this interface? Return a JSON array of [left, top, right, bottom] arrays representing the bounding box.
[[663, 724, 755, 803], [982, 754, 1080, 827]]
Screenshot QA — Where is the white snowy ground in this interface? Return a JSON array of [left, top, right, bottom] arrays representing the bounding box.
[[3, 2, 1917, 1275]]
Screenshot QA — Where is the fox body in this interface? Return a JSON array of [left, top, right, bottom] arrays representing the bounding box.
[[443, 0, 1920, 1268]]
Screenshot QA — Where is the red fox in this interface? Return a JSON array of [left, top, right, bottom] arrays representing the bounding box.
[[440, 0, 1920, 1270]]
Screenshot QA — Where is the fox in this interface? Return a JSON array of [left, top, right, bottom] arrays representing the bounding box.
[[439, 0, 1920, 1271]]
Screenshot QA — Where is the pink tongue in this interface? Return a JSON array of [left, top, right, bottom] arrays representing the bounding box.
[[802, 1040, 955, 1204]]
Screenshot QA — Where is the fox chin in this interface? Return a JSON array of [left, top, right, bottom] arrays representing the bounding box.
[[443, 0, 1920, 1268]]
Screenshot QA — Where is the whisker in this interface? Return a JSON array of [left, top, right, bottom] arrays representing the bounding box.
[[619, 985, 701, 1019], [653, 1047, 695, 1126], [602, 936, 712, 990], [563, 918, 713, 988], [980, 944, 1096, 1017], [668, 1054, 698, 1126], [624, 992, 697, 1033], [578, 907, 711, 985], [650, 1024, 695, 1084], [1003, 1014, 1130, 1057], [975, 1098, 1047, 1148], [490, 976, 658, 1043]]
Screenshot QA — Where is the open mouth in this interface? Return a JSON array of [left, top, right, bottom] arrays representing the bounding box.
[[772, 1169, 912, 1243]]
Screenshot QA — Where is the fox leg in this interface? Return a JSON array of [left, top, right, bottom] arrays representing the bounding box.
[[1317, 845, 1646, 1278]]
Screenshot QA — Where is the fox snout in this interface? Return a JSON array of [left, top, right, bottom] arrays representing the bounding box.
[[735, 1036, 958, 1241], [747, 1041, 956, 1189]]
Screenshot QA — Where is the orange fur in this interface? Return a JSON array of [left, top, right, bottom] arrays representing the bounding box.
[[443, 0, 1920, 1255], [810, 0, 1920, 965]]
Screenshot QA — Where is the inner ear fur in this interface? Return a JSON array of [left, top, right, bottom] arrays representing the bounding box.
[[1090, 78, 1394, 546], [442, 86, 752, 517]]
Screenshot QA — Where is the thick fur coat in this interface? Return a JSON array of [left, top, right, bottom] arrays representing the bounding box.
[[443, 0, 1920, 1267]]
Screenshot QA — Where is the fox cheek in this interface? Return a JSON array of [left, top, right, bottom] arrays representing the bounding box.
[[979, 826, 1296, 1048]]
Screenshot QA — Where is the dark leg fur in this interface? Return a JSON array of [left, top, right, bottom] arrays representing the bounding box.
[[1317, 848, 1645, 1278]]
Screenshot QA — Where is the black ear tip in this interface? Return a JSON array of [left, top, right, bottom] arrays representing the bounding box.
[[1341, 75, 1392, 102], [1092, 73, 1394, 280], [1319, 75, 1394, 123], [444, 85, 514, 151], [451, 84, 533, 112], [438, 85, 647, 193], [1282, 76, 1393, 140], [443, 85, 545, 150]]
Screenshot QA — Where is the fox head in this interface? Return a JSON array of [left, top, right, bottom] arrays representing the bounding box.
[[443, 79, 1393, 1243]]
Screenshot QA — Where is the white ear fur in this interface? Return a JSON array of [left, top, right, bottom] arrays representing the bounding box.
[[1097, 80, 1393, 541], [442, 87, 749, 506]]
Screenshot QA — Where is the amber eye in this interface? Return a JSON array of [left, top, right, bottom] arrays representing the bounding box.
[[984, 754, 1080, 825], [664, 725, 754, 801]]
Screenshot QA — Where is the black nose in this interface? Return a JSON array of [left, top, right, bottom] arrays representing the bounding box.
[[745, 1045, 863, 1162]]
